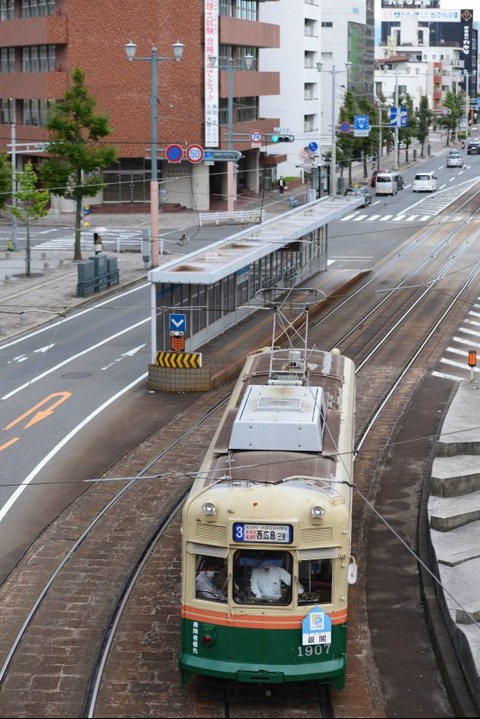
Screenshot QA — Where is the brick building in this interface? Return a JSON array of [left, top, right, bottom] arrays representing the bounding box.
[[0, 0, 281, 211]]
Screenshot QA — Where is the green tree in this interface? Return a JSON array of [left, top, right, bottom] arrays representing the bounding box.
[[40, 67, 117, 260], [12, 160, 50, 277], [336, 89, 358, 186], [436, 90, 463, 145], [398, 94, 416, 163], [356, 95, 378, 179], [0, 152, 11, 211], [415, 96, 434, 157]]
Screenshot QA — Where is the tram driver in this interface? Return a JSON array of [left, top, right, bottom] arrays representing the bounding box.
[[250, 558, 303, 602]]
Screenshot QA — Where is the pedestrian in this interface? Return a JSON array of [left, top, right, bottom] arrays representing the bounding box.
[[278, 176, 286, 195], [93, 232, 103, 255]]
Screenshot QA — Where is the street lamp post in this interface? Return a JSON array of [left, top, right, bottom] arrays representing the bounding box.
[[209, 54, 255, 212], [394, 65, 400, 171], [10, 122, 17, 251], [463, 69, 470, 131], [125, 40, 184, 268], [316, 62, 351, 197]]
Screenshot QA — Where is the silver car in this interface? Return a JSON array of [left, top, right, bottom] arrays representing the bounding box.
[[446, 153, 464, 168]]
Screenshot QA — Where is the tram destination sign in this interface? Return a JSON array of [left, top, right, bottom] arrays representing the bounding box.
[[233, 522, 293, 544]]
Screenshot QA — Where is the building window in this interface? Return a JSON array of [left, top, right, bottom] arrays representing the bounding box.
[[22, 98, 50, 126], [305, 18, 316, 38], [219, 0, 233, 17], [21, 0, 54, 18], [22, 45, 55, 72], [0, 47, 14, 73], [304, 114, 315, 133], [21, 0, 55, 18], [0, 0, 14, 20], [0, 98, 14, 124], [236, 0, 257, 21], [304, 51, 315, 70], [304, 82, 315, 101], [237, 96, 257, 122], [321, 21, 333, 28]]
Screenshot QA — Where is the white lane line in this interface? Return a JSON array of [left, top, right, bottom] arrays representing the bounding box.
[[0, 372, 148, 523], [1, 318, 149, 400]]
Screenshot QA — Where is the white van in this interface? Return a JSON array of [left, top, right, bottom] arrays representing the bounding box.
[[374, 172, 397, 196], [413, 171, 437, 192]]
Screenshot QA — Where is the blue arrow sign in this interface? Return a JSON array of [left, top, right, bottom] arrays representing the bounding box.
[[400, 108, 408, 127], [169, 313, 186, 333]]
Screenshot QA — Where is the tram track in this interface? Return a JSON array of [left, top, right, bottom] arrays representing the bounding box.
[[1, 189, 480, 717]]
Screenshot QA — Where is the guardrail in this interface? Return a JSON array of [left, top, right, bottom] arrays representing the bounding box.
[[198, 209, 264, 227]]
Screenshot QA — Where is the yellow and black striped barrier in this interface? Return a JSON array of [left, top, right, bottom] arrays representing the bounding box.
[[156, 351, 202, 369]]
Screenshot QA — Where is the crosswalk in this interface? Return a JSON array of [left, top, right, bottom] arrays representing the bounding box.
[[32, 229, 142, 251], [432, 305, 480, 382], [340, 210, 438, 223], [339, 178, 479, 224]]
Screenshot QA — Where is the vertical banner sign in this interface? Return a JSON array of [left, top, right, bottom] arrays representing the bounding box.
[[204, 0, 219, 147]]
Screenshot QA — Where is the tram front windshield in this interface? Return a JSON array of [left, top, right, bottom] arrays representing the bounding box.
[[194, 551, 333, 606], [233, 550, 294, 604]]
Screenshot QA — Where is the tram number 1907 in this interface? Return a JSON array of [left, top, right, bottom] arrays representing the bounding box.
[[297, 643, 331, 657]]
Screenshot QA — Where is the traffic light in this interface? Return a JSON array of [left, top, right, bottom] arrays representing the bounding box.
[[271, 134, 295, 143]]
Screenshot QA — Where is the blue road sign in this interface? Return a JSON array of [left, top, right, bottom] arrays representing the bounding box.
[[169, 313, 186, 333], [390, 107, 408, 128], [203, 149, 242, 162], [353, 115, 369, 137], [308, 142, 318, 152], [354, 115, 369, 131]]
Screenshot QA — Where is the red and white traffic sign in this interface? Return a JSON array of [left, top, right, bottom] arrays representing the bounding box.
[[165, 144, 183, 163], [186, 144, 204, 164], [250, 130, 262, 143]]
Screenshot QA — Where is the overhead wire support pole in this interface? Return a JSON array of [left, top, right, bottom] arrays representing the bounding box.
[[125, 40, 184, 268], [227, 57, 234, 213], [11, 122, 17, 251], [330, 64, 336, 198]]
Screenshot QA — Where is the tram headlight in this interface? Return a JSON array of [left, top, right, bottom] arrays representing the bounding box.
[[311, 505, 325, 519], [202, 502, 217, 517]]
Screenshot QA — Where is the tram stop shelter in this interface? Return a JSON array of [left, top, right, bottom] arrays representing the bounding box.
[[147, 194, 365, 392]]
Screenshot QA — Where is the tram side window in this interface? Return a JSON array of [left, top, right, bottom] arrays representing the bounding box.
[[195, 555, 227, 602], [233, 550, 296, 605], [298, 559, 332, 605]]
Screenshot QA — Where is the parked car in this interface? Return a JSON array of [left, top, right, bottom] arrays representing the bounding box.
[[446, 152, 464, 167], [390, 172, 405, 190], [467, 141, 480, 155], [413, 171, 437, 192], [338, 186, 372, 206]]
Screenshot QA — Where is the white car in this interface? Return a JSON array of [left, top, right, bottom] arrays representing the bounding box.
[[413, 171, 437, 192], [446, 153, 464, 168]]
